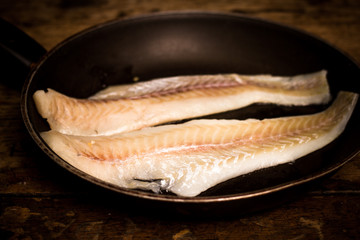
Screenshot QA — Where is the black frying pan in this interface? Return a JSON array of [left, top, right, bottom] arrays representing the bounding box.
[[3, 12, 360, 215]]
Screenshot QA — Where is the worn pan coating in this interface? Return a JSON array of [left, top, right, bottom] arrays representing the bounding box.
[[16, 12, 360, 214]]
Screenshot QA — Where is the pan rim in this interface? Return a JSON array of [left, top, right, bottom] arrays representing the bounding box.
[[21, 11, 360, 204]]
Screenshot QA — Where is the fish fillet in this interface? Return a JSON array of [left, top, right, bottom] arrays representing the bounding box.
[[41, 91, 358, 197], [34, 71, 330, 136]]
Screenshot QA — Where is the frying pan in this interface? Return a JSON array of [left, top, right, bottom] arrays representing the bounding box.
[[3, 12, 360, 215]]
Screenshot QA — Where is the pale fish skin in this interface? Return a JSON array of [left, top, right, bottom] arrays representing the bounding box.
[[41, 91, 358, 197], [34, 71, 330, 136]]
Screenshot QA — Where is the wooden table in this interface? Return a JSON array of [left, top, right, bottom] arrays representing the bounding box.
[[1, 1, 359, 239]]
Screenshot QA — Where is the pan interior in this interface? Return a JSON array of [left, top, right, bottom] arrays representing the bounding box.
[[24, 12, 360, 202]]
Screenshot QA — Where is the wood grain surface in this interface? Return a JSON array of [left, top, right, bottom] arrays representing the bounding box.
[[1, 0, 360, 239]]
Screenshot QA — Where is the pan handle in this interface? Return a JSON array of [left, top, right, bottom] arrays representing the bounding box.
[[0, 18, 46, 89]]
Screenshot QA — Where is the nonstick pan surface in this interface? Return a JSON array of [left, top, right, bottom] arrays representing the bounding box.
[[21, 12, 360, 208]]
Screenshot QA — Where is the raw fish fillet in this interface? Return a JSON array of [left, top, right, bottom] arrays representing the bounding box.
[[34, 71, 330, 136], [41, 91, 358, 197]]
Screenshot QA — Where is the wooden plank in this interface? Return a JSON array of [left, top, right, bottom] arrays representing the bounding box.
[[1, 195, 359, 239]]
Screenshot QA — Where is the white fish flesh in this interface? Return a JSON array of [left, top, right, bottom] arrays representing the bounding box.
[[40, 91, 358, 197], [34, 71, 330, 136]]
